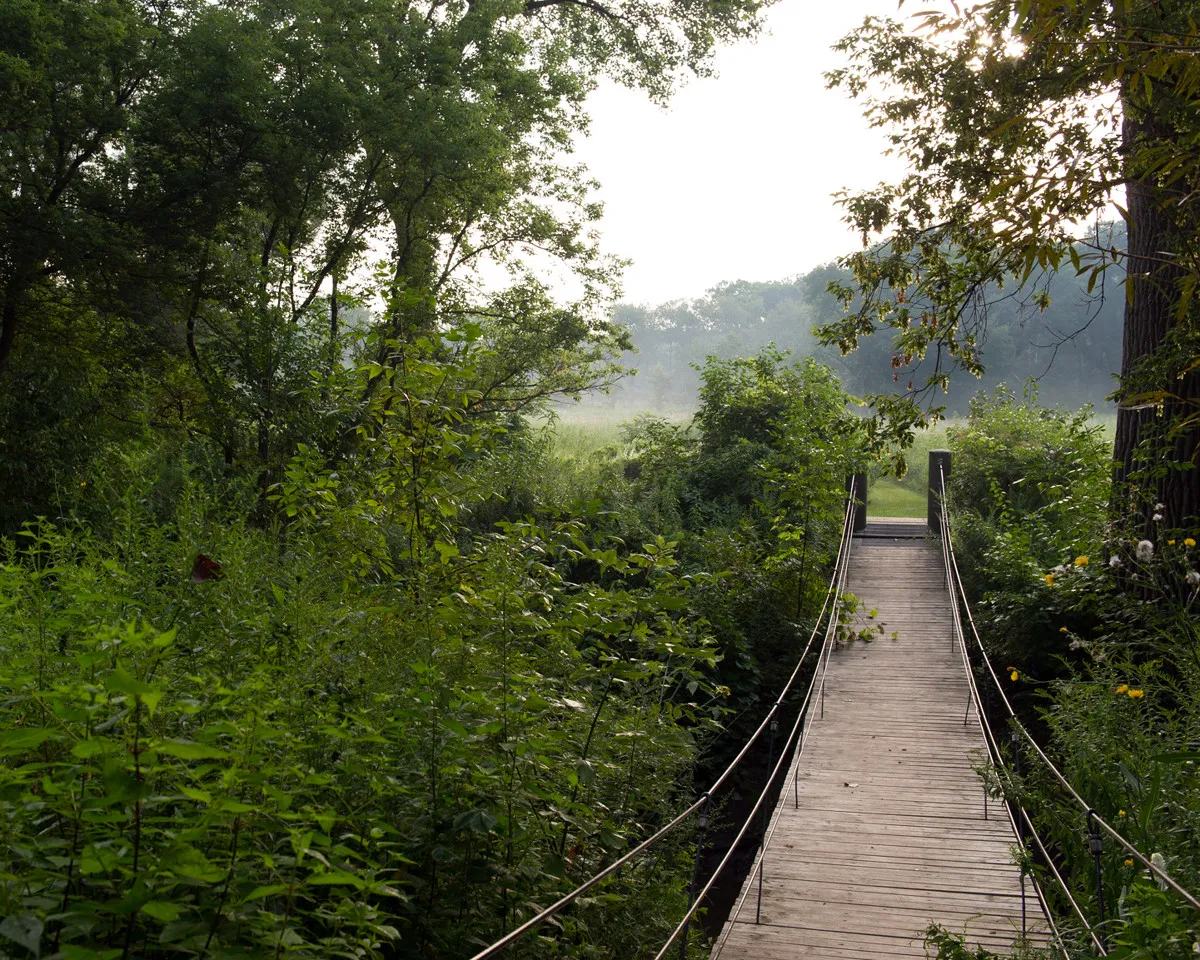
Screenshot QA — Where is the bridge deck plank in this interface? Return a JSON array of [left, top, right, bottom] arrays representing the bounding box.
[[712, 536, 1050, 958]]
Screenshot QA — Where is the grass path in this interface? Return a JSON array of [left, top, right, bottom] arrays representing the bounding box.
[[867, 478, 926, 518]]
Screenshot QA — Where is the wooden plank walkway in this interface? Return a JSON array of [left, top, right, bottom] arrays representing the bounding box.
[[712, 525, 1047, 958]]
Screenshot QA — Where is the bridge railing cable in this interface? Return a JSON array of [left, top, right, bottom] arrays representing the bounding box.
[[465, 495, 858, 960], [700, 497, 858, 959], [936, 466, 1200, 948], [934, 473, 1094, 955]]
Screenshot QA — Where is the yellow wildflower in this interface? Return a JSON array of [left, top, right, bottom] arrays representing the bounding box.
[[1009, 668, 1019, 682], [1168, 540, 1176, 546], [79, 481, 86, 487], [1125, 859, 1134, 867], [1186, 537, 1197, 548], [1044, 573, 1055, 585], [1074, 555, 1089, 566], [1128, 688, 1145, 699], [1119, 809, 1126, 816], [1116, 684, 1129, 694], [1059, 626, 1069, 633]]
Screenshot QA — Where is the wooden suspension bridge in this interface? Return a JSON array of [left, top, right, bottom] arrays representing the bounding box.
[[712, 469, 1049, 957]]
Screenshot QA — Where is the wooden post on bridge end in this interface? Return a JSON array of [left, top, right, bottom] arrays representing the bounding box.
[[847, 472, 868, 533], [928, 450, 951, 532]]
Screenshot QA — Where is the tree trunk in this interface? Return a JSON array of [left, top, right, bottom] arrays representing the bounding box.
[[1113, 106, 1200, 531]]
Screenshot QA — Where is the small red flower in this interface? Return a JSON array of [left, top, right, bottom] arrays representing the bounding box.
[[191, 554, 225, 583]]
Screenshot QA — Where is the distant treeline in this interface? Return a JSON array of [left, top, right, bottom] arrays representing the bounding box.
[[605, 225, 1125, 414]]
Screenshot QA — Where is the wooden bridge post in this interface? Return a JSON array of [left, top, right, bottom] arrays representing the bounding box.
[[928, 450, 951, 531], [847, 472, 867, 532]]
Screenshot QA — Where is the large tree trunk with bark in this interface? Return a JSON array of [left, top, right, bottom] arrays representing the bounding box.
[[1113, 107, 1200, 531]]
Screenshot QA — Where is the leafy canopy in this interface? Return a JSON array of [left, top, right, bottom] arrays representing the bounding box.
[[820, 0, 1200, 458]]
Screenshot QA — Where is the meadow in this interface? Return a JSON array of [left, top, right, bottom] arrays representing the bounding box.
[[543, 406, 1116, 523]]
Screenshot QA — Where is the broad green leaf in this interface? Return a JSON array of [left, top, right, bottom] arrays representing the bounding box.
[[0, 728, 57, 752], [305, 870, 366, 889], [241, 885, 289, 903], [139, 902, 181, 922], [0, 913, 43, 958], [107, 667, 164, 715], [162, 844, 225, 882], [155, 740, 227, 760], [107, 666, 155, 696], [73, 737, 119, 759]]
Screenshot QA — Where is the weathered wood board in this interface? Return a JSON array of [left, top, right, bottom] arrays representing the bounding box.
[[711, 534, 1050, 959]]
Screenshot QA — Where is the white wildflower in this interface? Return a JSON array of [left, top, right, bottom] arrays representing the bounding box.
[[1068, 638, 1084, 651], [1137, 540, 1155, 561], [1153, 513, 1163, 521], [1052, 564, 1067, 576], [1150, 852, 1170, 892], [1155, 502, 1165, 510], [1187, 570, 1200, 587], [1109, 555, 1122, 568]]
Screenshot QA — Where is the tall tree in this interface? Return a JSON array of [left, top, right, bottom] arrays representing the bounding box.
[[1, 0, 770, 494], [0, 0, 167, 375], [822, 0, 1200, 528]]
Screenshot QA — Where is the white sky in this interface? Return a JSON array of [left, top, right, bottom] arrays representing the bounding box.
[[573, 0, 906, 305]]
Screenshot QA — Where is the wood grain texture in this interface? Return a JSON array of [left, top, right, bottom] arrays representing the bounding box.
[[711, 536, 1049, 959]]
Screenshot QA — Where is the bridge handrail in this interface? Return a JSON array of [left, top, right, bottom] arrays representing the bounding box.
[[937, 467, 1200, 927], [935, 474, 1088, 955], [466, 494, 859, 960], [696, 490, 857, 959]]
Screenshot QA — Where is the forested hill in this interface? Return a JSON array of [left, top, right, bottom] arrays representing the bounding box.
[[607, 226, 1125, 414]]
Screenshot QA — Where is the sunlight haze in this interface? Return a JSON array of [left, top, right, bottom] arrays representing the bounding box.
[[576, 0, 905, 305]]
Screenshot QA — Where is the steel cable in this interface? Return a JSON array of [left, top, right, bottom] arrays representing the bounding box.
[[936, 480, 1097, 955], [708, 502, 857, 957], [465, 496, 858, 960], [938, 467, 1200, 915]]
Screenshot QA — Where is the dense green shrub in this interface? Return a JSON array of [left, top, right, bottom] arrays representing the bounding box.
[[0, 334, 866, 959], [0, 339, 726, 959], [0, 501, 720, 958], [610, 350, 864, 701], [947, 387, 1110, 672], [943, 390, 1199, 959]]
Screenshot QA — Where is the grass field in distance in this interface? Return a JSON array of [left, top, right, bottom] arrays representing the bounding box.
[[541, 404, 1116, 522]]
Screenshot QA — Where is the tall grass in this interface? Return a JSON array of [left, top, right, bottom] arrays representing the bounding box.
[[546, 419, 626, 459], [865, 423, 952, 518]]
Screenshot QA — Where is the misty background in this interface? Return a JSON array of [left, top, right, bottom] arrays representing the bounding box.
[[570, 224, 1125, 419]]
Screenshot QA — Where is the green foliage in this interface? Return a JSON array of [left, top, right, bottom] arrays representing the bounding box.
[[944, 391, 1200, 959], [604, 349, 864, 720], [821, 1, 1200, 528], [0, 324, 870, 959], [1, 4, 868, 956], [0, 494, 719, 958], [949, 389, 1109, 535], [946, 388, 1109, 671], [0, 0, 769, 525], [923, 923, 1046, 959]]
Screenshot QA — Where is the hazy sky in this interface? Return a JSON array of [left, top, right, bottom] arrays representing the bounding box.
[[573, 0, 905, 305]]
